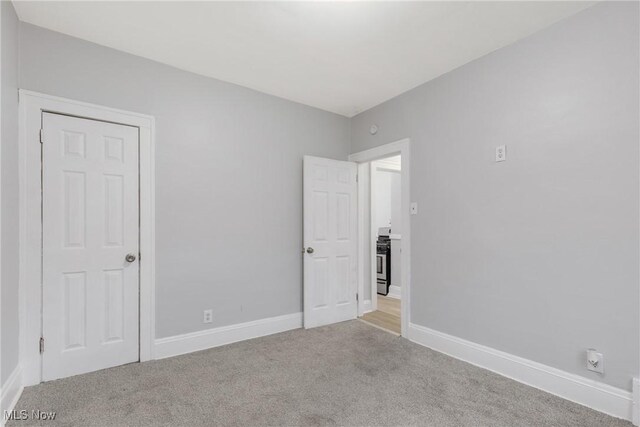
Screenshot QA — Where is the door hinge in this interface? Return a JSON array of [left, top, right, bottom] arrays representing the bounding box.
[[356, 293, 359, 302], [39, 129, 44, 144], [356, 173, 359, 183], [39, 337, 44, 354]]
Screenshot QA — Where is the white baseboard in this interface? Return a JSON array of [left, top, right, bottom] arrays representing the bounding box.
[[361, 299, 373, 314], [386, 286, 401, 299], [1, 365, 23, 427], [408, 323, 633, 422], [154, 312, 303, 360], [633, 378, 639, 426]]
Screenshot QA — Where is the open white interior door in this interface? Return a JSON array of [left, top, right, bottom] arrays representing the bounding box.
[[303, 156, 358, 328]]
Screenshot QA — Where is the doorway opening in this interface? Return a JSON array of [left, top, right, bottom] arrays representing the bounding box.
[[361, 156, 402, 334], [361, 154, 402, 335], [349, 139, 410, 337]]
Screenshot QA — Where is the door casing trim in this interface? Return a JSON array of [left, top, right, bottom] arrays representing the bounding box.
[[19, 90, 156, 385], [349, 138, 410, 337]]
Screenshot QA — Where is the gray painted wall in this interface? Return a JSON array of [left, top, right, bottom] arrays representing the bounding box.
[[352, 2, 639, 390], [19, 23, 350, 339], [8, 0, 638, 393], [1, 0, 20, 386]]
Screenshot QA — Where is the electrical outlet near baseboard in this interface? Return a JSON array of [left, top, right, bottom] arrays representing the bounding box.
[[586, 349, 604, 374], [203, 309, 213, 324]]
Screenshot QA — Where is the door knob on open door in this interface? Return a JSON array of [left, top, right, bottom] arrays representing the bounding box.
[[125, 253, 137, 263], [306, 247, 314, 254]]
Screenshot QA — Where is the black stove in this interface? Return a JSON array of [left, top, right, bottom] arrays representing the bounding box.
[[376, 232, 391, 295]]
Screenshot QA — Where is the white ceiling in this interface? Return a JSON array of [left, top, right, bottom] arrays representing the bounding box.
[[13, 1, 595, 117]]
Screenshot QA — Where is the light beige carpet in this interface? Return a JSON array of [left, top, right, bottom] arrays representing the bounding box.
[[9, 321, 631, 426]]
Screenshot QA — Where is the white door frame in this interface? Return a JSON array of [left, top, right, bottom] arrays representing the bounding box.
[[19, 90, 156, 386], [349, 138, 410, 337]]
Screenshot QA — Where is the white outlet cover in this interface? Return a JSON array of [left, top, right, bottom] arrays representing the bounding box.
[[586, 349, 604, 374], [203, 309, 213, 324], [410, 202, 418, 215], [496, 145, 506, 162]]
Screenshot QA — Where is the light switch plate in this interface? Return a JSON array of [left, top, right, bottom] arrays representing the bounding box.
[[496, 145, 506, 162], [410, 202, 418, 215]]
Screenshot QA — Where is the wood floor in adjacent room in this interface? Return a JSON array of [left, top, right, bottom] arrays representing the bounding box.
[[360, 295, 401, 335]]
